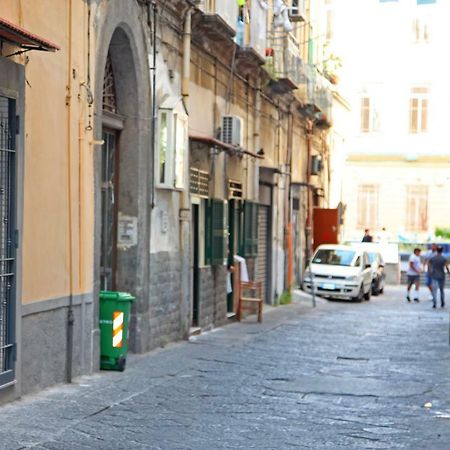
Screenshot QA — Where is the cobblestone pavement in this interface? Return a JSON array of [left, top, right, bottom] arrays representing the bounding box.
[[1, 285, 450, 449]]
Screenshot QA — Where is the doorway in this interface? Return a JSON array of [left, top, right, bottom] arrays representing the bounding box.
[[100, 129, 120, 291]]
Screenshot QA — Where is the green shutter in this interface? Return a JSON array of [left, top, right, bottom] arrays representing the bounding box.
[[242, 201, 258, 257], [204, 199, 212, 265], [205, 199, 226, 266]]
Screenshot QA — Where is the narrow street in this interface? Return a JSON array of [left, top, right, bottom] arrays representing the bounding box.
[[1, 286, 450, 450]]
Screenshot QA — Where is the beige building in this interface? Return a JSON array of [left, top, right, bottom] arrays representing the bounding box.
[[331, 0, 450, 243]]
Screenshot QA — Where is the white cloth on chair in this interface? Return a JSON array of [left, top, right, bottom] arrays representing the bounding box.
[[234, 255, 249, 282]]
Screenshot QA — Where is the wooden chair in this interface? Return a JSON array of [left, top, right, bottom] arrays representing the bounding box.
[[237, 280, 263, 323]]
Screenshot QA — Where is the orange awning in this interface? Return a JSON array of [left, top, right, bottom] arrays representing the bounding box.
[[0, 17, 59, 52]]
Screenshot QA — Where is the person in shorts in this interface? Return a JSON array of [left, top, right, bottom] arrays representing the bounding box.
[[406, 248, 422, 302], [428, 246, 450, 308], [424, 243, 437, 300]]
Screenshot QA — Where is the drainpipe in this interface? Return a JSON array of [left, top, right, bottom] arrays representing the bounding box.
[[180, 7, 192, 336], [180, 7, 192, 226], [149, 0, 157, 208], [253, 79, 261, 201], [66, 0, 75, 383], [305, 119, 313, 268], [284, 105, 293, 292]]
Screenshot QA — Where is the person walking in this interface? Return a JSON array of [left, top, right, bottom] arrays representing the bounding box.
[[406, 248, 422, 302], [428, 246, 450, 309], [362, 229, 373, 243], [424, 243, 438, 301]]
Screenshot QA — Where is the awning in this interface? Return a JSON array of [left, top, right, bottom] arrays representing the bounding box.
[[0, 17, 59, 52], [189, 134, 264, 159]]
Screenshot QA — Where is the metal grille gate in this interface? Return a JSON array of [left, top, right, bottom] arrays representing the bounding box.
[[0, 95, 17, 386]]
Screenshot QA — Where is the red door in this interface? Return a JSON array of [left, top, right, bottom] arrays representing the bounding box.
[[313, 208, 340, 250]]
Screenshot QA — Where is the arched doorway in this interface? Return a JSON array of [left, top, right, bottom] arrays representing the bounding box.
[[95, 19, 151, 353]]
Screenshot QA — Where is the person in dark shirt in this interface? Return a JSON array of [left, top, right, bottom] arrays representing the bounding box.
[[362, 229, 373, 243], [428, 246, 450, 308]]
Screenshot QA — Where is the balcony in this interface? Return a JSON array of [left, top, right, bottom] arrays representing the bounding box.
[[192, 0, 238, 45], [297, 65, 333, 128], [266, 32, 304, 94], [235, 0, 267, 74], [288, 0, 307, 22]]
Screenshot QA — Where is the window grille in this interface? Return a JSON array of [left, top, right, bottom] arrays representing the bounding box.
[[190, 168, 209, 198], [102, 54, 117, 113], [0, 95, 17, 386], [228, 179, 243, 199]]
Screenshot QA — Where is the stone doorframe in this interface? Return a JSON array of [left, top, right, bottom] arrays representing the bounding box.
[[93, 0, 152, 358]]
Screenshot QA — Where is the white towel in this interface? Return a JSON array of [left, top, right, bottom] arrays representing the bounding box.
[[234, 255, 249, 282]]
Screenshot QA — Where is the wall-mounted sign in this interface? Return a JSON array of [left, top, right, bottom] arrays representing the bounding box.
[[117, 214, 138, 249]]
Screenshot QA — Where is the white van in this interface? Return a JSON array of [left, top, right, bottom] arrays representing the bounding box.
[[303, 244, 373, 301]]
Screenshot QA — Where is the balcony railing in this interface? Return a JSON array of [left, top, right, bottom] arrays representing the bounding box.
[[197, 0, 239, 33], [267, 31, 304, 90], [297, 65, 333, 127]]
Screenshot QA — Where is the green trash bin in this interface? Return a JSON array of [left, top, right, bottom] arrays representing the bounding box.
[[99, 290, 135, 371]]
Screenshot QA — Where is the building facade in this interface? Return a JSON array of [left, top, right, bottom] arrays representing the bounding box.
[[335, 0, 450, 243], [0, 0, 344, 403]]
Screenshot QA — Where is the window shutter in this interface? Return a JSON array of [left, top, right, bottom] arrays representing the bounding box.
[[242, 201, 258, 257], [205, 199, 226, 266], [204, 200, 212, 265]]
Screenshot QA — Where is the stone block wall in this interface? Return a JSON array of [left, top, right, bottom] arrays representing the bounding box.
[[198, 265, 227, 330], [130, 251, 187, 352]]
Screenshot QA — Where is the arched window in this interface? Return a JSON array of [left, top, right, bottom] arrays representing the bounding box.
[[102, 54, 117, 113]]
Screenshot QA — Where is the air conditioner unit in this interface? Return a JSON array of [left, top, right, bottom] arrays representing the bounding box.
[[289, 1, 306, 22], [221, 115, 243, 147]]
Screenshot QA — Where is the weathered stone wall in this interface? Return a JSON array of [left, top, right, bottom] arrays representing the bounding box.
[[130, 251, 188, 352], [198, 266, 227, 330]]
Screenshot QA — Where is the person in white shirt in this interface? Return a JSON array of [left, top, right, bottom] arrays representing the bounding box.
[[406, 248, 422, 302]]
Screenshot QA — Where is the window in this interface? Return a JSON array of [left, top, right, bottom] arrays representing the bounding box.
[[357, 184, 378, 229], [156, 97, 188, 189], [406, 185, 428, 232], [412, 18, 430, 43], [360, 96, 379, 133], [409, 87, 428, 133]]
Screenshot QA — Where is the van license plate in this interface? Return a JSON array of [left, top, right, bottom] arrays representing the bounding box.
[[322, 283, 335, 290]]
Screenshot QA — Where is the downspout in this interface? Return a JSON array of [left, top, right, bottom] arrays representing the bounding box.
[[284, 105, 293, 292], [149, 0, 157, 208], [180, 7, 192, 336], [253, 79, 261, 202], [66, 0, 75, 383], [305, 119, 313, 267], [181, 7, 192, 223]]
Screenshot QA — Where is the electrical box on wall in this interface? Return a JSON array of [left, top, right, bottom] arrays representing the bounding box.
[[221, 115, 243, 147], [311, 155, 323, 175]]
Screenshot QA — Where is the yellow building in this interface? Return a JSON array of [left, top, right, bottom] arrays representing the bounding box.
[[0, 1, 95, 402]]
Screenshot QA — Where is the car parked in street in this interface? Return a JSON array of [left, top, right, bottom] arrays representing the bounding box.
[[367, 251, 385, 295], [303, 244, 373, 302]]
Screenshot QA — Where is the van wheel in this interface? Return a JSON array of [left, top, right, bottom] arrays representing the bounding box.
[[364, 287, 371, 301], [353, 286, 364, 302]]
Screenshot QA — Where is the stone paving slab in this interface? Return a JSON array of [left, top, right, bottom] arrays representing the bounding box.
[[0, 285, 450, 449]]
